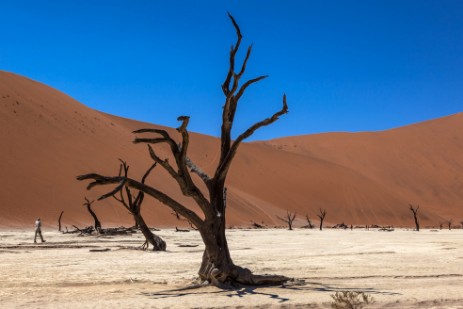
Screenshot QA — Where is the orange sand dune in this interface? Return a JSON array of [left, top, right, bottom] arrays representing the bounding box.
[[1, 71, 461, 229]]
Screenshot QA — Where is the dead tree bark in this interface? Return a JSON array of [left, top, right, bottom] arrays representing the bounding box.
[[58, 210, 64, 232], [317, 208, 327, 231], [78, 13, 289, 288], [112, 160, 166, 251], [84, 198, 102, 233], [409, 204, 420, 231], [305, 214, 314, 229], [277, 210, 296, 230]]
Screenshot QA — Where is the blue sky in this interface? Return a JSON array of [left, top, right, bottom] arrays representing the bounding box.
[[1, 1, 462, 140]]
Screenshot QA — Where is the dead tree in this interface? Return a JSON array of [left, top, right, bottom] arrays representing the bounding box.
[[277, 210, 297, 230], [171, 210, 198, 231], [460, 221, 463, 229], [317, 208, 327, 231], [409, 204, 420, 231], [305, 214, 314, 229], [112, 160, 166, 251], [84, 197, 102, 233], [447, 219, 452, 230], [77, 13, 289, 288], [58, 210, 64, 232]]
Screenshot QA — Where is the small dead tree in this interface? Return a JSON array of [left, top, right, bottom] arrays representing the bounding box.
[[305, 214, 314, 229], [171, 209, 198, 231], [57, 210, 64, 232], [447, 219, 452, 230], [317, 208, 327, 231], [110, 160, 166, 251], [78, 13, 289, 288], [409, 204, 420, 231], [277, 210, 297, 230], [460, 221, 463, 229], [84, 197, 102, 233]]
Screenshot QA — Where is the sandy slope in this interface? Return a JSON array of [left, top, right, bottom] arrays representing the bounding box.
[[262, 113, 463, 225], [0, 70, 462, 229], [1, 228, 463, 308]]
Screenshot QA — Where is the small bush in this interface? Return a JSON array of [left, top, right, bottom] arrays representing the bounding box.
[[330, 291, 375, 309]]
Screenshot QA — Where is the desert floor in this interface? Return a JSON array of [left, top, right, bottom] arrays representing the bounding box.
[[1, 227, 462, 308]]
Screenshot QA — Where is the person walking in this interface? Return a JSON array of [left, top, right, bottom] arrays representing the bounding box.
[[34, 218, 45, 243]]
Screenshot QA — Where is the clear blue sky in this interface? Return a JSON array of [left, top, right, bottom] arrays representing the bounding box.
[[1, 1, 462, 140]]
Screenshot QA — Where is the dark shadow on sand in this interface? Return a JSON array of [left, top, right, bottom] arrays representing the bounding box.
[[140, 283, 290, 303], [140, 279, 401, 304]]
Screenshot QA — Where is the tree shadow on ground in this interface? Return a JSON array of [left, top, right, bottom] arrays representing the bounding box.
[[284, 280, 402, 296], [140, 279, 400, 304], [140, 283, 290, 303]]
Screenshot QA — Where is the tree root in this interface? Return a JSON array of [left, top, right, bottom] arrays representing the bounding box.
[[201, 263, 290, 288]]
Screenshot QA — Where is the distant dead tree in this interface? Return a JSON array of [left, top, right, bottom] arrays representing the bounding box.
[[171, 210, 198, 231], [111, 160, 166, 251], [305, 214, 314, 229], [317, 208, 327, 231], [277, 210, 297, 230], [84, 197, 102, 233], [447, 219, 452, 230], [57, 210, 64, 232], [409, 204, 420, 231], [77, 13, 289, 288], [460, 221, 463, 229]]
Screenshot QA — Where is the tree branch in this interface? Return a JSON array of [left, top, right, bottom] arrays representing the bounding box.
[[186, 156, 211, 184], [77, 174, 204, 228], [235, 75, 268, 102], [133, 128, 179, 155], [135, 120, 212, 217], [222, 12, 242, 95], [215, 94, 288, 181]]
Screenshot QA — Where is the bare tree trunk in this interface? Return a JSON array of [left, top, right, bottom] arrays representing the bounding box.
[[198, 196, 287, 287], [58, 210, 64, 232], [305, 214, 314, 229], [317, 208, 327, 231], [84, 198, 101, 233], [111, 161, 166, 251], [409, 204, 420, 231], [134, 212, 166, 250], [277, 210, 296, 230]]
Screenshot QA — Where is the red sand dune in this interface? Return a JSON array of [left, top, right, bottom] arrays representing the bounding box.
[[1, 70, 462, 229]]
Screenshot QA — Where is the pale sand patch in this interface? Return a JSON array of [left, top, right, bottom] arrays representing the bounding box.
[[1, 228, 463, 308]]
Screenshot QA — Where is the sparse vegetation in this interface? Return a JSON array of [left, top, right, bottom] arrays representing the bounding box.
[[330, 291, 375, 309], [409, 204, 420, 231], [277, 210, 297, 230], [305, 213, 314, 229], [111, 160, 166, 251], [57, 210, 64, 232], [317, 208, 327, 231], [83, 197, 102, 233]]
